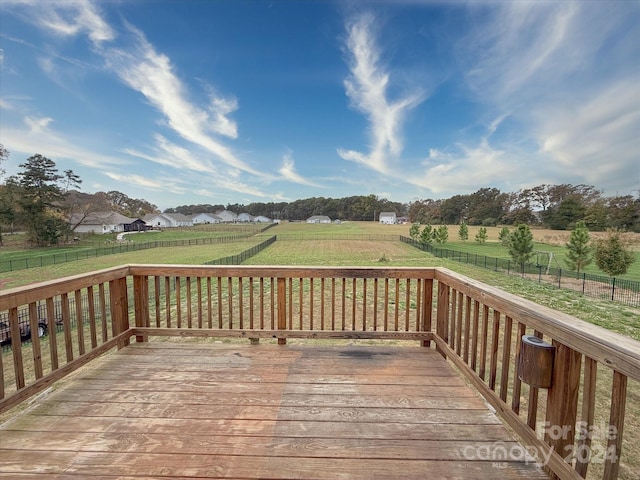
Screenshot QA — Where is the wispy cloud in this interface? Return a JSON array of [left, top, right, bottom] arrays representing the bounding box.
[[337, 12, 425, 174], [278, 151, 322, 187], [2, 115, 127, 168], [4, 0, 115, 46]]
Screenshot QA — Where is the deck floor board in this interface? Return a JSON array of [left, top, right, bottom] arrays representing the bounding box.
[[0, 343, 548, 479]]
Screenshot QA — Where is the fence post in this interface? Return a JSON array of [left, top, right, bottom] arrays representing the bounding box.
[[544, 342, 582, 479], [133, 275, 150, 343], [611, 277, 616, 302], [277, 277, 287, 345], [558, 269, 562, 289]]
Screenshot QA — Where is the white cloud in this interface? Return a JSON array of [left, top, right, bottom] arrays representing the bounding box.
[[338, 12, 425, 174], [2, 115, 127, 168], [5, 0, 116, 46], [278, 151, 322, 187], [104, 171, 187, 194]]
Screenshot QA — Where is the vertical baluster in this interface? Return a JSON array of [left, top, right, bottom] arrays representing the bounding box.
[[527, 330, 543, 430], [176, 277, 182, 328], [478, 305, 489, 381], [470, 300, 480, 371], [28, 302, 43, 380], [321, 277, 325, 331], [74, 290, 85, 355], [98, 283, 108, 341], [373, 278, 378, 332], [8, 307, 24, 390], [154, 276, 161, 328], [384, 278, 389, 331], [309, 278, 314, 330], [217, 277, 223, 329], [499, 315, 513, 402], [463, 296, 471, 363], [165, 277, 172, 328], [238, 277, 243, 330], [362, 278, 367, 332], [603, 371, 627, 480], [249, 277, 254, 330], [87, 286, 97, 348], [60, 293, 73, 361], [511, 322, 527, 415], [449, 289, 458, 351], [489, 310, 501, 391], [207, 277, 213, 329], [351, 278, 357, 331], [197, 277, 203, 329], [455, 292, 463, 356], [575, 357, 597, 478], [46, 297, 59, 370]]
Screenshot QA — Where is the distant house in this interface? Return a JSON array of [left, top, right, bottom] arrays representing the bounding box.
[[192, 213, 222, 225], [143, 213, 193, 228], [252, 215, 272, 223], [306, 215, 331, 224], [237, 213, 253, 223], [379, 212, 397, 225], [69, 212, 145, 234], [215, 210, 238, 223]]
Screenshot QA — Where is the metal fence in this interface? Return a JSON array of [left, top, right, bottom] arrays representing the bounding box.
[[400, 236, 640, 308], [205, 236, 277, 265]]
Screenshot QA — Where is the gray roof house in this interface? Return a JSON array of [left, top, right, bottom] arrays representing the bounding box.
[[69, 212, 143, 234], [215, 210, 238, 223], [192, 213, 222, 224], [306, 215, 331, 224], [237, 213, 254, 223], [143, 213, 193, 228], [379, 212, 397, 224]]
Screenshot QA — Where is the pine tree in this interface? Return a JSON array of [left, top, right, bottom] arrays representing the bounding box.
[[434, 225, 448, 244], [475, 227, 488, 244], [420, 224, 434, 246], [458, 222, 468, 242], [594, 231, 635, 277], [498, 226, 510, 246], [565, 221, 592, 274], [508, 224, 534, 273], [409, 222, 421, 240]]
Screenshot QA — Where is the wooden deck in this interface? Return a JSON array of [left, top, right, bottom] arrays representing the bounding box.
[[0, 343, 547, 479]]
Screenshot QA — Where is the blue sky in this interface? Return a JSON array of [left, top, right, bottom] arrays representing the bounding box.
[[1, 0, 638, 210]]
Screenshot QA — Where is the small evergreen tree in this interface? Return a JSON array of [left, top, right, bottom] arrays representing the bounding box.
[[458, 222, 469, 242], [565, 221, 592, 274], [498, 226, 510, 246], [475, 227, 488, 244], [409, 222, 421, 241], [434, 225, 448, 244], [420, 224, 434, 246], [508, 224, 534, 273], [594, 231, 635, 277]]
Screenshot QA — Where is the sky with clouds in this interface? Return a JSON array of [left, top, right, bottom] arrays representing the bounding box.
[[1, 0, 638, 210]]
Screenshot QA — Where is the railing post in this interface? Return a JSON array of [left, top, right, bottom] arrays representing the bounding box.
[[435, 280, 449, 357], [544, 341, 582, 479], [277, 277, 286, 345], [133, 275, 150, 343], [109, 276, 130, 349]]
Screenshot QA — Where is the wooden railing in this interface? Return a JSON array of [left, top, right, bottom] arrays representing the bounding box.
[[1, 264, 638, 480]]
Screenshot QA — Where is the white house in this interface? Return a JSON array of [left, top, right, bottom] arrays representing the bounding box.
[[192, 213, 222, 225], [69, 212, 144, 234], [143, 213, 193, 228], [379, 212, 397, 224], [215, 210, 238, 223], [306, 215, 331, 224], [252, 215, 272, 223], [237, 213, 254, 223]]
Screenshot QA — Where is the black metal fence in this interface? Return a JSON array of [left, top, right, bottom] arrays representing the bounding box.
[[205, 236, 277, 265], [400, 236, 640, 308]]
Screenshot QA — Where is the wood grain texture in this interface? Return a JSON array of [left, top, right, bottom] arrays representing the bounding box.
[[0, 343, 547, 479]]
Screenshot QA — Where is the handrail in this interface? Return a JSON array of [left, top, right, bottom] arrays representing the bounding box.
[[1, 264, 638, 479]]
